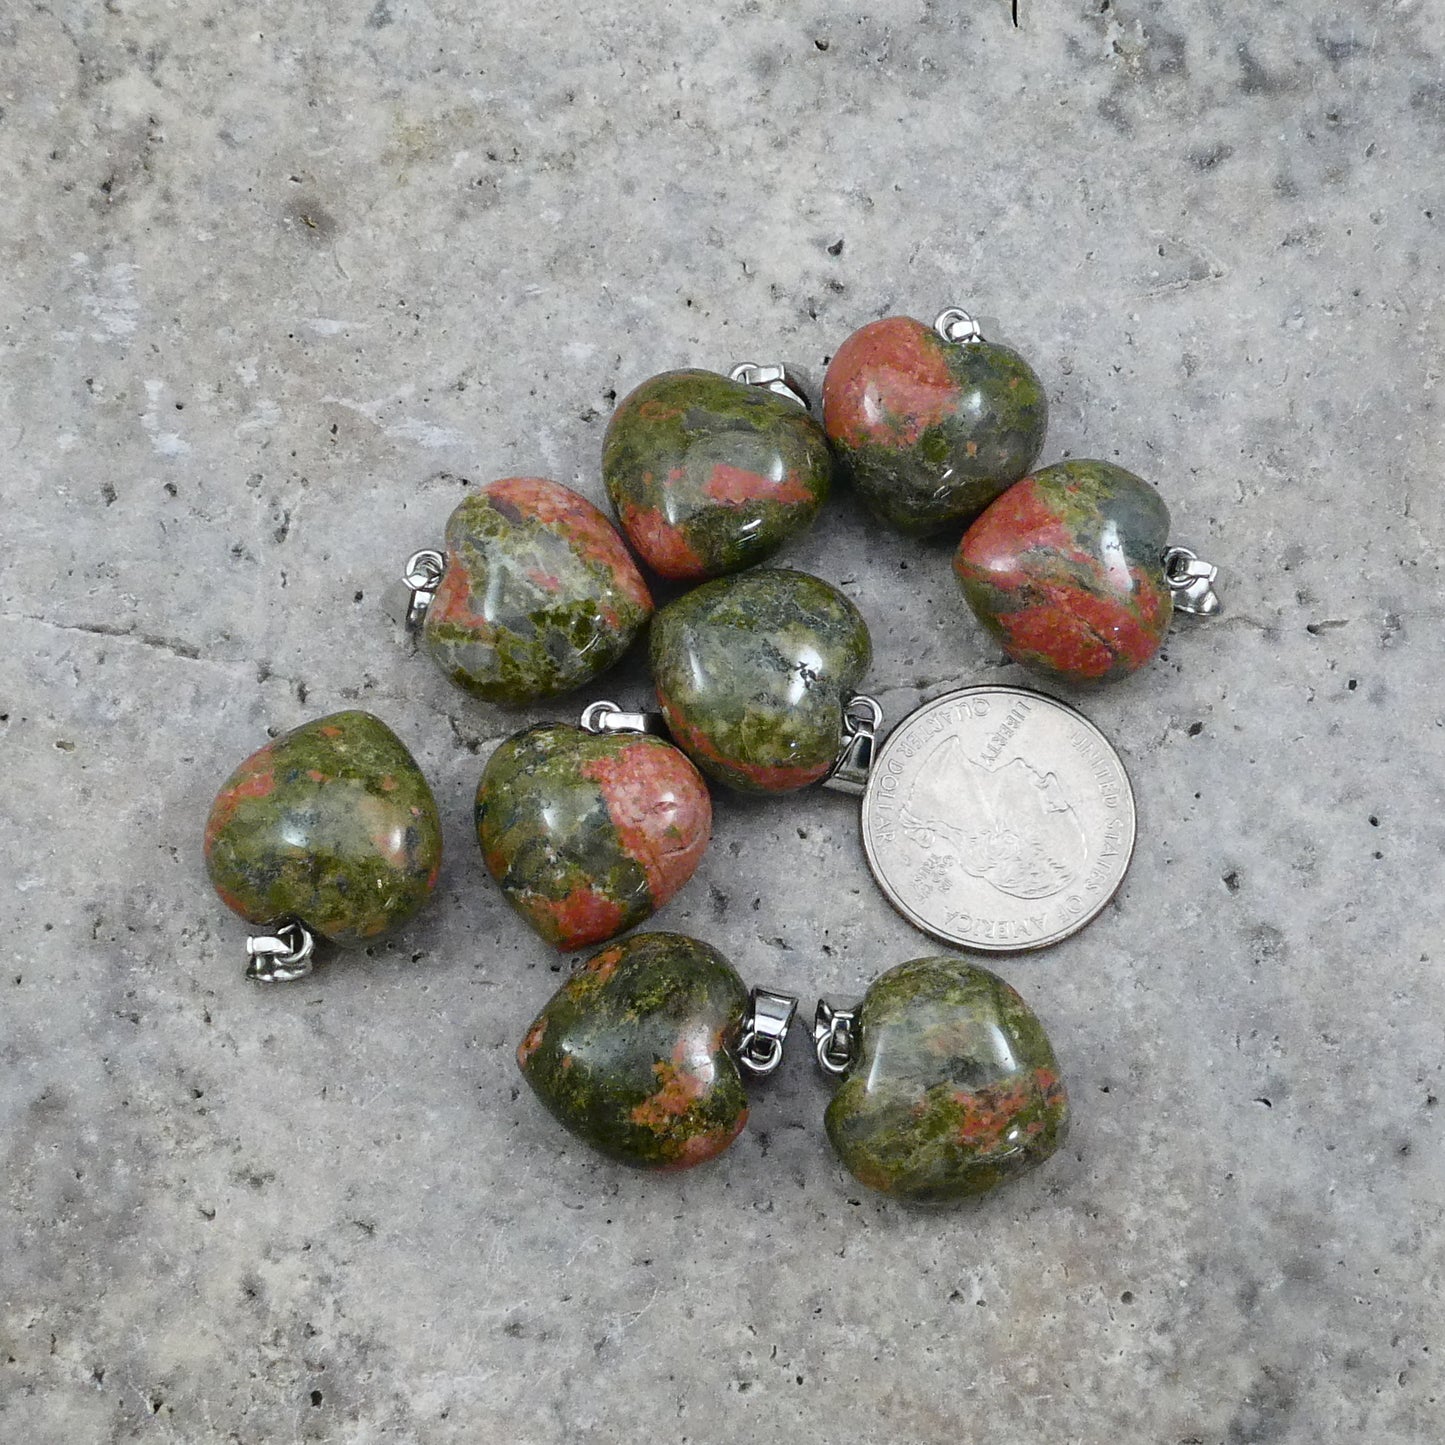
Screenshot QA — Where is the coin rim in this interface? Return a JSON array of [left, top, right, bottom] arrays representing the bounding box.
[[859, 685, 1137, 953]]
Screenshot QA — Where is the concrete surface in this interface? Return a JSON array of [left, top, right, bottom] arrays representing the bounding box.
[[2, 2, 1442, 1441]]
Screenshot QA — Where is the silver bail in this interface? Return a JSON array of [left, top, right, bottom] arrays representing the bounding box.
[[245, 921, 316, 983], [579, 700, 668, 737], [728, 362, 811, 411], [823, 694, 883, 797], [401, 548, 445, 630], [813, 999, 859, 1076], [933, 307, 985, 345], [1162, 546, 1222, 618], [736, 988, 799, 1079]]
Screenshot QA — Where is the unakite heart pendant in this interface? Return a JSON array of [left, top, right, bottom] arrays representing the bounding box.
[[475, 705, 712, 952], [604, 364, 833, 580], [518, 932, 796, 1171], [204, 711, 443, 980], [814, 956, 1069, 1205], [954, 459, 1220, 684], [649, 567, 872, 793]]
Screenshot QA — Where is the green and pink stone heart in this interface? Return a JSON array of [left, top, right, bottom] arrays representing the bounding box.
[[649, 567, 872, 794], [518, 932, 752, 1171], [603, 368, 834, 580], [421, 476, 653, 705], [476, 724, 712, 951], [954, 459, 1173, 684], [825, 957, 1069, 1205], [822, 315, 1047, 536], [203, 711, 443, 949]]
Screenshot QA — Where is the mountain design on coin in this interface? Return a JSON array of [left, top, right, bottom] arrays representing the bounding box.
[[897, 732, 1087, 901]]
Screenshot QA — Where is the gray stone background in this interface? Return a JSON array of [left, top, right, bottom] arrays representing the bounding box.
[[2, 1, 1441, 1440]]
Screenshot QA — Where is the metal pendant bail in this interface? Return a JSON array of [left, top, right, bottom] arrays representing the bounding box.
[[823, 693, 883, 797], [813, 999, 859, 1076], [245, 920, 317, 983], [736, 988, 799, 1078], [1162, 545, 1222, 618], [933, 307, 985, 345], [579, 700, 668, 737], [728, 362, 812, 411], [401, 548, 445, 630]]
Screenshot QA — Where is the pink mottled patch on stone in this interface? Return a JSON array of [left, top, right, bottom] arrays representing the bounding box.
[[658, 1111, 749, 1172], [702, 461, 813, 507], [956, 474, 1076, 580], [527, 882, 628, 952], [202, 755, 276, 859], [618, 499, 708, 581], [581, 738, 712, 909], [823, 316, 959, 451], [485, 476, 652, 613], [583, 943, 626, 984], [629, 1056, 711, 1132], [428, 555, 494, 634], [516, 1016, 549, 1069], [525, 566, 565, 593], [731, 756, 832, 792], [655, 686, 728, 770]]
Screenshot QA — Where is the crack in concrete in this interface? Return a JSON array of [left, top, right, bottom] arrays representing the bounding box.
[[4, 611, 206, 662]]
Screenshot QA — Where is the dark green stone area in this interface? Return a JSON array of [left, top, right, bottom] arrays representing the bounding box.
[[824, 957, 1069, 1205], [603, 369, 834, 580], [1035, 459, 1171, 565], [518, 932, 752, 1171], [650, 567, 873, 793], [204, 711, 443, 949]]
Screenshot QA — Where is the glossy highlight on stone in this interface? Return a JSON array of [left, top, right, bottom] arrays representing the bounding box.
[[822, 315, 1047, 536], [650, 567, 872, 793], [825, 957, 1069, 1205], [421, 477, 653, 706], [518, 932, 751, 1171], [203, 711, 443, 948], [476, 723, 712, 951], [954, 459, 1173, 684], [603, 368, 834, 580]]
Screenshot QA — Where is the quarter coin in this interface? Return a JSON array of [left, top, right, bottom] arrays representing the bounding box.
[[860, 686, 1136, 951]]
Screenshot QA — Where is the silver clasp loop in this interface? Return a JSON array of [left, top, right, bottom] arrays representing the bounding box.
[[402, 549, 445, 630], [813, 999, 858, 1076], [823, 693, 883, 798], [245, 921, 316, 983], [736, 988, 798, 1079], [1162, 546, 1222, 618], [579, 700, 667, 737], [933, 308, 984, 345], [728, 362, 811, 411]]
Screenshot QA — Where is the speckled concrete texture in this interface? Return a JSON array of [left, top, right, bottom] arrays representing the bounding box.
[[3, 2, 1442, 1441]]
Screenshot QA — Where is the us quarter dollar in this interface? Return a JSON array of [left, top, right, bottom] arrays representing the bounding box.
[[859, 686, 1136, 952]]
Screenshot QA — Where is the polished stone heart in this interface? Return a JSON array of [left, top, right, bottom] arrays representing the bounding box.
[[823, 315, 1047, 536], [518, 933, 751, 1171], [954, 459, 1173, 684], [422, 476, 652, 705], [825, 957, 1069, 1205], [476, 724, 712, 952], [650, 567, 872, 793], [604, 368, 833, 581], [203, 711, 443, 948]]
